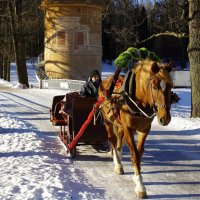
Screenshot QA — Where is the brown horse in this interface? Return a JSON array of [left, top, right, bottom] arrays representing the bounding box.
[[98, 59, 173, 198]]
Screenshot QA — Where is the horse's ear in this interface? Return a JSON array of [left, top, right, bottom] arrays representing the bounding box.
[[165, 61, 173, 72], [151, 61, 160, 74]]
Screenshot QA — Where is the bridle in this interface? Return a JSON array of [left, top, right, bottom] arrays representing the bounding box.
[[120, 73, 172, 119], [149, 75, 171, 113], [99, 72, 172, 120]]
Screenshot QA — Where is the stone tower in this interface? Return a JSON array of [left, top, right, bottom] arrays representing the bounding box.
[[40, 0, 105, 80]]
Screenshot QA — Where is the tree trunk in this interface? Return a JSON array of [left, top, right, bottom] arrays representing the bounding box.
[[3, 55, 10, 81], [3, 56, 8, 80], [188, 0, 200, 117], [0, 54, 3, 79], [9, 1, 29, 87], [13, 33, 29, 87]]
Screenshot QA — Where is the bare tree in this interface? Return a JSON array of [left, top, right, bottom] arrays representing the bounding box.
[[0, 0, 43, 86], [8, 0, 29, 87], [0, 0, 13, 81], [152, 0, 200, 117], [103, 0, 200, 117], [103, 0, 149, 56]]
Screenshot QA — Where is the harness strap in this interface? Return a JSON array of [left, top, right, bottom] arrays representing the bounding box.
[[121, 70, 155, 118], [121, 70, 135, 98], [121, 91, 155, 118], [101, 106, 123, 128], [129, 71, 135, 99], [121, 70, 132, 93]]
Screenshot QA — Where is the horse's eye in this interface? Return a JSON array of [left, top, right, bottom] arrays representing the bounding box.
[[153, 85, 158, 90]]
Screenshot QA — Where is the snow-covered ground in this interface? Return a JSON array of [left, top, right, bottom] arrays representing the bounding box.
[[0, 62, 200, 200]]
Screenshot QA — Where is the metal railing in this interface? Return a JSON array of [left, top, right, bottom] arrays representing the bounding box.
[[39, 70, 191, 91], [40, 78, 85, 91]]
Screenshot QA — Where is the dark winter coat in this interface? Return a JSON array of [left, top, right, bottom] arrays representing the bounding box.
[[80, 80, 101, 97]]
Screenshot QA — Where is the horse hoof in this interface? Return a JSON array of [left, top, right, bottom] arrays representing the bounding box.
[[114, 167, 124, 175], [135, 191, 147, 199]]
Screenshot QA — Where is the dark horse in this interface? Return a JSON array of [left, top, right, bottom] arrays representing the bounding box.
[[98, 59, 174, 198]]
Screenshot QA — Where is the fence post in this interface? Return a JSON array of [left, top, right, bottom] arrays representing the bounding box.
[[40, 79, 42, 89]]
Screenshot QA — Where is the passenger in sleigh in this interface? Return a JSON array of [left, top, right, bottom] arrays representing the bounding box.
[[59, 70, 102, 121], [80, 69, 102, 97]]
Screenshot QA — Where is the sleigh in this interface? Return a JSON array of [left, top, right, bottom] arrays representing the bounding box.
[[50, 93, 108, 157]]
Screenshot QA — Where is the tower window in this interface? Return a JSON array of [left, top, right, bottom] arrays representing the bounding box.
[[57, 31, 65, 46], [74, 31, 84, 46]]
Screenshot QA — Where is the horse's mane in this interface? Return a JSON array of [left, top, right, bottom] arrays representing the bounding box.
[[99, 59, 173, 96], [132, 59, 173, 87]]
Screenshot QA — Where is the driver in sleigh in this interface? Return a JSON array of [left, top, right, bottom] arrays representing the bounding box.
[[80, 69, 102, 97], [59, 69, 102, 120]]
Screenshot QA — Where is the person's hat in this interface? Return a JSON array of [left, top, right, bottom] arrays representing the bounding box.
[[90, 69, 101, 79]]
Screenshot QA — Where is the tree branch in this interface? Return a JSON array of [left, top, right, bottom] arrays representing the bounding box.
[[139, 31, 188, 45]]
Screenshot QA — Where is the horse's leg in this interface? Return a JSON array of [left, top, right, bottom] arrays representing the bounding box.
[[116, 127, 124, 160], [137, 131, 148, 166], [114, 127, 124, 174], [132, 130, 149, 198], [123, 127, 147, 198], [105, 124, 124, 175]]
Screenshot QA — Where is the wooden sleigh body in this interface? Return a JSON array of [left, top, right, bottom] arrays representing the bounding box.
[[50, 93, 108, 157]]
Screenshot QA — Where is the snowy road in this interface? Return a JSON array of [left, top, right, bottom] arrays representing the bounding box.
[[0, 83, 200, 200]]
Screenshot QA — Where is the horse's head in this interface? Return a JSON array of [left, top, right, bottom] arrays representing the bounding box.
[[149, 61, 173, 126], [135, 60, 173, 126]]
